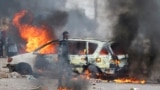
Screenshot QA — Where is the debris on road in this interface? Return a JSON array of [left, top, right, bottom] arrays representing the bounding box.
[[30, 86, 43, 90], [25, 75, 37, 80], [0, 72, 8, 78], [130, 88, 140, 90], [8, 72, 22, 78]]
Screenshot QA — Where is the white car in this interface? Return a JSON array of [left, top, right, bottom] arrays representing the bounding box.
[[5, 38, 128, 78]]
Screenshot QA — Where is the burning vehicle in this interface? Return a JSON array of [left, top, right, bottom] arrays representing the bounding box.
[[5, 38, 128, 78], [5, 10, 128, 79]]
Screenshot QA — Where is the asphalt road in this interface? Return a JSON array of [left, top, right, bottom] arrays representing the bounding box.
[[0, 58, 160, 90], [89, 82, 160, 90], [0, 78, 160, 90]]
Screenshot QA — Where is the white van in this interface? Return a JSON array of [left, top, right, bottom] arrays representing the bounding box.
[[5, 38, 128, 78]]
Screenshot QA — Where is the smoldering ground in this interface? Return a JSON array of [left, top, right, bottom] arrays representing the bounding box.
[[107, 0, 160, 80]]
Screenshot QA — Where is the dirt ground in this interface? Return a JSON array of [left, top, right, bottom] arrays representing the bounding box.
[[0, 58, 160, 90], [0, 58, 40, 90]]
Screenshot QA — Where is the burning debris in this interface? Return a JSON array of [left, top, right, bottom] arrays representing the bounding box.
[[114, 77, 145, 84]]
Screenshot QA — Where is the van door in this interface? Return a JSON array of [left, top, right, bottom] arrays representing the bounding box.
[[95, 45, 111, 69], [110, 43, 128, 67], [68, 41, 87, 66]]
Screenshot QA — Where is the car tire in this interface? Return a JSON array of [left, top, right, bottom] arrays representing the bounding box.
[[84, 64, 100, 79], [15, 62, 33, 75]]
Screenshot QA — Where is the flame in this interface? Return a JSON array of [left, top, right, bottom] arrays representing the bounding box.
[[84, 69, 91, 79], [80, 69, 102, 80], [114, 77, 146, 84], [100, 49, 108, 55], [37, 69, 44, 73], [80, 69, 91, 80], [80, 49, 87, 55], [110, 59, 121, 66], [12, 10, 55, 54], [57, 87, 73, 90]]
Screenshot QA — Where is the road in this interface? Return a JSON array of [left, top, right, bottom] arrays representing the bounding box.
[[89, 82, 160, 90], [0, 58, 160, 90]]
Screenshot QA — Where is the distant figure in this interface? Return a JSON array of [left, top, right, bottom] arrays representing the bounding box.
[[57, 31, 72, 88], [58, 31, 70, 63], [1, 17, 11, 57]]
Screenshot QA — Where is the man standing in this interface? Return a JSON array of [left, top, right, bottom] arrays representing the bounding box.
[[57, 31, 72, 89]]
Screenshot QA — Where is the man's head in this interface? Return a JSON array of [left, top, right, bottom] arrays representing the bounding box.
[[63, 31, 69, 40]]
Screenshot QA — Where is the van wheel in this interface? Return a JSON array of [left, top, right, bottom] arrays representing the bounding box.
[[84, 64, 100, 79], [15, 62, 33, 75]]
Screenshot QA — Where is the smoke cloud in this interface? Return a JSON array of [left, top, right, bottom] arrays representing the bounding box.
[[108, 0, 160, 80], [0, 0, 21, 17], [0, 0, 99, 40]]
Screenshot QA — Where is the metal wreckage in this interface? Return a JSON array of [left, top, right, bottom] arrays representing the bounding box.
[[5, 31, 129, 89]]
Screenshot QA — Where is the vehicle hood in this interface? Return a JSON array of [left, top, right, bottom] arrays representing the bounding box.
[[8, 52, 37, 68]]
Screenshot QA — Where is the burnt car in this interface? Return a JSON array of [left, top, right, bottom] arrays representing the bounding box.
[[5, 38, 128, 78]]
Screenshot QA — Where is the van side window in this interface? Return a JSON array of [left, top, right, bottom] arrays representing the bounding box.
[[100, 46, 108, 55], [88, 43, 97, 54], [68, 41, 86, 55]]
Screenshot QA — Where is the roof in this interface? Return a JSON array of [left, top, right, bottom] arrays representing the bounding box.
[[68, 38, 110, 43]]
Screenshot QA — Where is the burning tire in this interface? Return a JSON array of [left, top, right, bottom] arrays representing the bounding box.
[[114, 65, 129, 78], [83, 64, 101, 79], [15, 62, 33, 75]]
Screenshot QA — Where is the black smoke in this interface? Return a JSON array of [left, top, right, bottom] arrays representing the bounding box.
[[108, 0, 160, 80], [0, 0, 21, 17], [111, 12, 139, 51], [43, 10, 68, 29]]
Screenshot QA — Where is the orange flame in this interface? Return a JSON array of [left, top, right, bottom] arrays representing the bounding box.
[[12, 10, 55, 54], [114, 77, 146, 84], [79, 49, 87, 55], [80, 69, 91, 80], [57, 87, 73, 90]]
